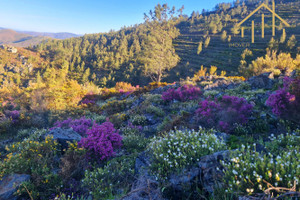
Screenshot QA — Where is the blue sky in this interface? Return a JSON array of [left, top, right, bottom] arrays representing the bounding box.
[[0, 0, 233, 34]]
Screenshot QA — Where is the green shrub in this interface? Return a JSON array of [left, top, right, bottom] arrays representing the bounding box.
[[144, 94, 164, 105], [265, 132, 300, 156], [149, 128, 226, 180], [16, 128, 47, 141], [222, 141, 300, 196], [121, 127, 149, 153], [145, 105, 165, 117], [130, 115, 147, 126], [81, 154, 136, 199], [203, 90, 219, 98], [0, 136, 62, 199]]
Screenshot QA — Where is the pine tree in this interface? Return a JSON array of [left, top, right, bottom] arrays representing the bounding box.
[[280, 29, 286, 43], [197, 41, 203, 55], [287, 35, 296, 49], [82, 68, 90, 83], [204, 36, 211, 48], [228, 35, 232, 42], [231, 24, 240, 35], [140, 4, 180, 83], [221, 30, 227, 42]]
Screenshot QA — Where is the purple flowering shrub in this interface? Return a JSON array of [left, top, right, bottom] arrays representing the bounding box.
[[78, 121, 122, 161], [51, 117, 92, 135], [80, 93, 97, 105], [196, 95, 253, 133], [5, 110, 20, 124], [162, 85, 202, 102], [266, 77, 300, 123]]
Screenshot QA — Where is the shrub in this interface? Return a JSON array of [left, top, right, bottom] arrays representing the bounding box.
[[222, 142, 300, 196], [266, 77, 300, 123], [100, 99, 132, 115], [121, 122, 149, 153], [0, 136, 62, 199], [115, 82, 138, 94], [60, 142, 87, 180], [145, 105, 165, 117], [149, 128, 226, 179], [130, 114, 147, 126], [239, 51, 300, 78], [162, 85, 202, 102], [264, 132, 300, 155], [80, 93, 97, 105], [81, 154, 136, 199], [51, 117, 92, 136], [78, 121, 122, 161], [144, 82, 170, 91], [5, 110, 20, 123], [196, 96, 253, 133]]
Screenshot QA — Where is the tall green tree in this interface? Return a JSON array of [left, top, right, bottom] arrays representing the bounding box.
[[221, 30, 227, 41], [140, 4, 180, 83], [197, 41, 203, 55], [204, 36, 211, 48]]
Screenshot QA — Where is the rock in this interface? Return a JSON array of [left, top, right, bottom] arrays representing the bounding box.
[[6, 46, 17, 54], [166, 150, 231, 198], [198, 150, 231, 193], [45, 128, 82, 148], [247, 73, 274, 90], [0, 174, 30, 200], [122, 152, 164, 200], [204, 79, 234, 90]]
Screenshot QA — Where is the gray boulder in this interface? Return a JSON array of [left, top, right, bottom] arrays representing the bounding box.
[[122, 152, 164, 200], [0, 174, 30, 200], [45, 128, 82, 148], [167, 150, 231, 197], [247, 73, 275, 90]]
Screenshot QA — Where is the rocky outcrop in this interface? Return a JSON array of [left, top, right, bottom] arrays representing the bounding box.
[[247, 73, 275, 90], [122, 152, 164, 200], [45, 128, 82, 148], [0, 174, 30, 200], [124, 150, 231, 200], [167, 150, 231, 197], [0, 45, 17, 53]]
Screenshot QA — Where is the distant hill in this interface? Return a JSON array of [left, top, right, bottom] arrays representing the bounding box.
[[0, 29, 48, 47], [17, 31, 81, 39], [0, 27, 81, 47]]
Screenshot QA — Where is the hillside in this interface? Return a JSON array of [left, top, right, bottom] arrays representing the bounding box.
[[168, 0, 300, 80], [0, 29, 48, 47], [30, 0, 300, 87], [17, 30, 81, 39]]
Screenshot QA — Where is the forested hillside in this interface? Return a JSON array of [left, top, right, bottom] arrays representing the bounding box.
[[27, 0, 300, 87]]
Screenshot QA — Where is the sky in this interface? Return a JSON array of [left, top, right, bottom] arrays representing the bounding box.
[[0, 0, 233, 35]]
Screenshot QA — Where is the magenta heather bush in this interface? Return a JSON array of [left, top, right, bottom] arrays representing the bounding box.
[[266, 77, 300, 123], [78, 121, 122, 161], [196, 95, 253, 133], [5, 110, 20, 123], [162, 85, 202, 102], [80, 93, 96, 105], [51, 117, 92, 135]]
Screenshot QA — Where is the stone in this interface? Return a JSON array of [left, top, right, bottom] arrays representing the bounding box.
[[197, 150, 231, 193], [45, 128, 82, 148], [166, 150, 231, 198], [122, 152, 164, 200], [0, 174, 30, 200], [247, 73, 274, 90]]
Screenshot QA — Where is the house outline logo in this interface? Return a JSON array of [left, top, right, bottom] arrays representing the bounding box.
[[237, 0, 290, 43]]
